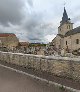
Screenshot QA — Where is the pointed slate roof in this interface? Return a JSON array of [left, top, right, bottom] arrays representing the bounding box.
[[62, 7, 68, 22], [60, 7, 70, 25]]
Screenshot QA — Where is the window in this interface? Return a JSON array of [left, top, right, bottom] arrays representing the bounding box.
[[76, 39, 79, 44], [67, 25, 70, 29], [66, 41, 67, 45], [69, 25, 70, 29], [60, 28, 61, 31]]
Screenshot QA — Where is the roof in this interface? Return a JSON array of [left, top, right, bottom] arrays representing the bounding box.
[[65, 26, 80, 37], [0, 33, 16, 37], [62, 7, 68, 22], [57, 34, 64, 38], [60, 7, 71, 25]]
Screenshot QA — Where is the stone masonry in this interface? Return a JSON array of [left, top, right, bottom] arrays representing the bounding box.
[[0, 51, 80, 82]]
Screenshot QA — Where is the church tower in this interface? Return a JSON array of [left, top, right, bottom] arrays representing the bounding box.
[[58, 7, 73, 36]]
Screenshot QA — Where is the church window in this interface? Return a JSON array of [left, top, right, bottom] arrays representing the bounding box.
[[66, 41, 67, 45], [67, 25, 70, 29], [76, 39, 79, 44], [60, 28, 61, 31], [69, 25, 70, 29]]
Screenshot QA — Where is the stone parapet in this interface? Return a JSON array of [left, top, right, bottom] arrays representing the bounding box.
[[0, 51, 80, 81]]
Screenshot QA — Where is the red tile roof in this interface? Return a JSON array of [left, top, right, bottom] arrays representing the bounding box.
[[0, 33, 16, 37]]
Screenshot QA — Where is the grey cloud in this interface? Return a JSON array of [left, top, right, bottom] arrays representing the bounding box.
[[0, 0, 25, 26], [72, 15, 80, 23], [20, 13, 56, 43], [20, 12, 46, 43], [27, 0, 33, 7], [0, 0, 55, 43]]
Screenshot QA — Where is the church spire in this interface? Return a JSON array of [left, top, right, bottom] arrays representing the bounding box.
[[62, 7, 68, 21], [60, 7, 70, 25]]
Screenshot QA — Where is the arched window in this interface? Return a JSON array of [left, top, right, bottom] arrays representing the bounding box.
[[67, 25, 70, 29], [69, 25, 70, 29]]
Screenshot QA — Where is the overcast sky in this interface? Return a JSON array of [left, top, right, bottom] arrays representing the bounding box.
[[0, 0, 80, 43]]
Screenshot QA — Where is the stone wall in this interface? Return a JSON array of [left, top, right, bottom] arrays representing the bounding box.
[[0, 35, 19, 49], [0, 51, 80, 81], [64, 33, 80, 51]]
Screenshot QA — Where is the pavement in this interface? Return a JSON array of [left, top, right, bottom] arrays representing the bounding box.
[[0, 60, 80, 92], [0, 64, 69, 92]]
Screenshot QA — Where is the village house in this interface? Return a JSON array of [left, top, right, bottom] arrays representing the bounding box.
[[0, 33, 19, 50]]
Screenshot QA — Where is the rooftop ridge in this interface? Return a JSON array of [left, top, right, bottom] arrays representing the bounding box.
[[0, 33, 16, 37]]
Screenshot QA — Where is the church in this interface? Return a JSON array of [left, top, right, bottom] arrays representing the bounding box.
[[52, 7, 80, 54]]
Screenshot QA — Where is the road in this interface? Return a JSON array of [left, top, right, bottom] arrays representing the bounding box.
[[0, 64, 67, 92]]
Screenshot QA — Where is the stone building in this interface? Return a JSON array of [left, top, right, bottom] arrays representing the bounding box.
[[19, 42, 29, 48], [0, 33, 19, 49], [52, 7, 80, 55]]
